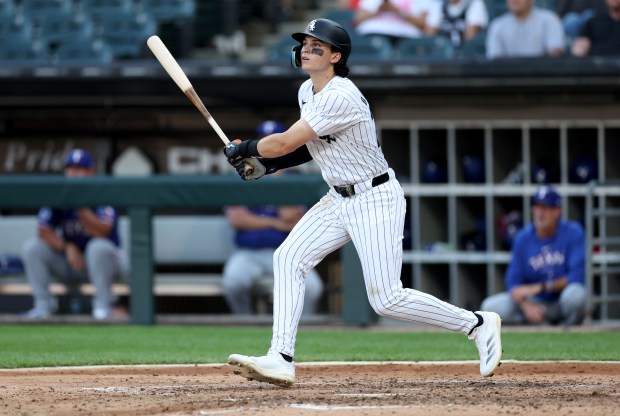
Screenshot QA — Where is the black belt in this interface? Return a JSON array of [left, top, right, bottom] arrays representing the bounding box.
[[333, 172, 390, 197]]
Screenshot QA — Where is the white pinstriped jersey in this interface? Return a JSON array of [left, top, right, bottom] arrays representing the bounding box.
[[266, 75, 479, 359], [299, 76, 389, 187]]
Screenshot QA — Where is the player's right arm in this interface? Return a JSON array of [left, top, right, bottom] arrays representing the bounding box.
[[38, 225, 65, 252], [226, 206, 298, 232], [36, 207, 65, 252]]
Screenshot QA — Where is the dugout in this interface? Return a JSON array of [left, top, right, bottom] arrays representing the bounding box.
[[1, 52, 620, 323]]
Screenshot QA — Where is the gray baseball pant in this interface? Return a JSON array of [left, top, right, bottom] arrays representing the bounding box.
[[480, 282, 587, 325], [222, 248, 324, 315], [22, 237, 128, 314]]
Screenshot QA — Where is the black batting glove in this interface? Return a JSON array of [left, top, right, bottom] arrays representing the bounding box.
[[223, 139, 261, 166], [232, 159, 247, 178], [223, 140, 244, 166], [231, 157, 268, 181]]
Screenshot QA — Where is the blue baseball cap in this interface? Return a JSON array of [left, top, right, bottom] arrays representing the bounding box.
[[65, 149, 93, 169], [532, 185, 561, 207]]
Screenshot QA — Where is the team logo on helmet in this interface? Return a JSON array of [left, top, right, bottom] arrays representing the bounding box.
[[308, 20, 316, 31]]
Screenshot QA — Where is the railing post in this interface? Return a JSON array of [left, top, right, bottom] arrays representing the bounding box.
[[585, 181, 595, 322], [128, 207, 154, 325]]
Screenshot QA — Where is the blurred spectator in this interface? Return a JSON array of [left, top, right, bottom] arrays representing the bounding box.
[[237, 0, 298, 32], [556, 0, 607, 38], [428, 0, 489, 48], [353, 0, 442, 45], [280, 0, 295, 21], [221, 121, 324, 315], [571, 0, 620, 56], [339, 0, 362, 9], [21, 149, 128, 320], [481, 186, 586, 326], [486, 0, 565, 58]]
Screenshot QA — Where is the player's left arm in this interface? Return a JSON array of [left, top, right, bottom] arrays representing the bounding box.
[[77, 208, 114, 238], [544, 225, 586, 293], [564, 224, 586, 285]]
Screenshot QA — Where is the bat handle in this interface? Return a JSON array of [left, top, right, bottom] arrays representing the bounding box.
[[243, 161, 254, 177]]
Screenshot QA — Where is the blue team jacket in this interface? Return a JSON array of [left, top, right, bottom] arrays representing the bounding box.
[[235, 206, 289, 249], [37, 206, 121, 252], [505, 219, 585, 302]]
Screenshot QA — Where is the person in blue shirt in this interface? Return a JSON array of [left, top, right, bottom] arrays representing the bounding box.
[[221, 121, 324, 315], [481, 185, 587, 325], [21, 149, 128, 320], [222, 204, 324, 315]]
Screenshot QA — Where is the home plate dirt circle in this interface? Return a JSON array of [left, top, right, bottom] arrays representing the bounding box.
[[0, 362, 618, 415]]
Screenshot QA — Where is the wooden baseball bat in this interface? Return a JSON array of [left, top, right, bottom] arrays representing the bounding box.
[[147, 36, 257, 176], [146, 35, 230, 144]]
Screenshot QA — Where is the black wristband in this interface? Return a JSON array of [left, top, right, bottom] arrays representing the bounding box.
[[259, 145, 312, 174], [238, 139, 261, 157]]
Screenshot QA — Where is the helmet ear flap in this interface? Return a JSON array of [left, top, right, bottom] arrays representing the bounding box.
[[291, 44, 302, 68]]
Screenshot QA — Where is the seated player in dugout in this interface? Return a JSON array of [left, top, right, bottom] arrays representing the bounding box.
[[481, 185, 587, 326], [21, 149, 129, 320], [222, 120, 324, 315]]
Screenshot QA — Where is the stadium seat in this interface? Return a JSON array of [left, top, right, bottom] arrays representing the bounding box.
[[322, 9, 356, 33], [537, 0, 557, 11], [0, 0, 15, 17], [348, 34, 393, 62], [0, 13, 33, 43], [394, 36, 455, 60], [0, 36, 47, 63], [99, 13, 157, 59], [19, 0, 71, 16], [139, 0, 195, 23], [30, 11, 94, 47], [460, 32, 487, 59], [55, 38, 112, 64], [80, 0, 133, 24], [485, 0, 508, 19], [265, 34, 296, 62]]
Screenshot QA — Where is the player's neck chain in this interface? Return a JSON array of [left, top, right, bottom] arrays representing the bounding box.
[[312, 74, 335, 95]]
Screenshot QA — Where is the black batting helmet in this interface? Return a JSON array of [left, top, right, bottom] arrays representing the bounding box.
[[291, 18, 351, 65]]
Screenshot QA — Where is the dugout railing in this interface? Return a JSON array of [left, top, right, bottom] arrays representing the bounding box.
[[585, 180, 620, 322], [0, 174, 349, 324]]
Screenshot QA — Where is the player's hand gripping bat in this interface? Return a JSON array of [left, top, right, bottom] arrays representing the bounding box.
[[146, 35, 261, 177]]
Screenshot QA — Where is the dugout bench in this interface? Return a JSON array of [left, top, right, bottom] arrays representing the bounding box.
[[0, 175, 375, 325], [0, 215, 276, 313]]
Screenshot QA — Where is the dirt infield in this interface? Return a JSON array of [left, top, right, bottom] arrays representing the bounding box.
[[0, 362, 618, 415]]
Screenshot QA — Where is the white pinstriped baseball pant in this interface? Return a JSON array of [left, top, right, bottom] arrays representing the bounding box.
[[269, 170, 479, 357]]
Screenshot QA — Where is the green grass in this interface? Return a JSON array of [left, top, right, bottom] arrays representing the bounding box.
[[0, 325, 618, 369]]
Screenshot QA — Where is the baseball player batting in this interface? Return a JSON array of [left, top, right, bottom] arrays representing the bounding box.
[[225, 18, 502, 387]]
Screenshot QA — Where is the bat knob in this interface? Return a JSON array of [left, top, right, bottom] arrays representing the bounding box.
[[244, 164, 254, 176]]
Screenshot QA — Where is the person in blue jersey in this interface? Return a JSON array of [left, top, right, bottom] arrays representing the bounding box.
[[222, 121, 324, 315], [481, 185, 587, 325], [21, 149, 128, 320]]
